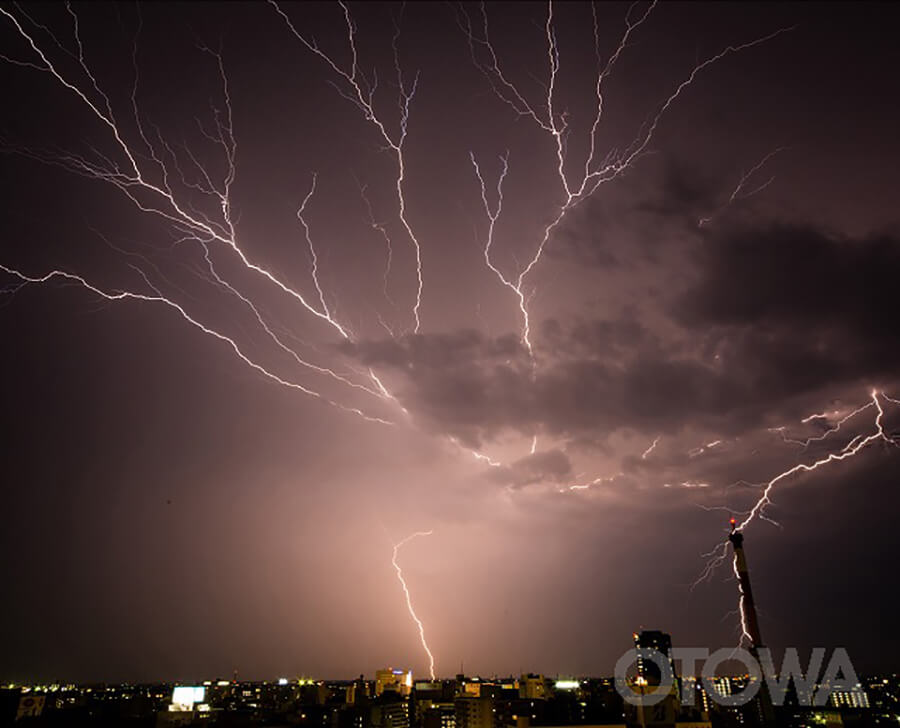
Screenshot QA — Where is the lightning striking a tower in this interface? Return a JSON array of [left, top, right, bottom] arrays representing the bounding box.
[[1, 1, 894, 672], [694, 389, 900, 640]]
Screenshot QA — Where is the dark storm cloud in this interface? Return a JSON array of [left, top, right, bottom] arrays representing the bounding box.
[[637, 159, 722, 221], [680, 223, 900, 331], [536, 355, 744, 434], [538, 313, 657, 361], [5, 0, 900, 683], [486, 449, 574, 488], [339, 329, 532, 446], [340, 329, 524, 369], [345, 323, 745, 444], [677, 223, 900, 392], [344, 223, 900, 449], [551, 217, 623, 269]]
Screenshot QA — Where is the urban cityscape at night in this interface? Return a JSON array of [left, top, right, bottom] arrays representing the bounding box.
[[3, 659, 900, 728], [2, 1, 899, 727]]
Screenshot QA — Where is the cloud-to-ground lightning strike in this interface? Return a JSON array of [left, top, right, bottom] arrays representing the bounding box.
[[729, 520, 754, 648], [694, 390, 900, 641], [4, 1, 882, 674], [391, 531, 436, 681]]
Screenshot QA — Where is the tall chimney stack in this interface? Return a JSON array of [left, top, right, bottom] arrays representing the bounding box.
[[728, 519, 775, 726], [728, 520, 764, 649]]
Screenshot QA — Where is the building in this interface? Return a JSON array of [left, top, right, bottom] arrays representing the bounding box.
[[424, 702, 457, 728], [456, 696, 495, 728], [625, 631, 701, 728], [157, 685, 216, 726], [634, 631, 678, 696], [376, 669, 413, 698], [519, 675, 549, 700], [828, 688, 870, 709]]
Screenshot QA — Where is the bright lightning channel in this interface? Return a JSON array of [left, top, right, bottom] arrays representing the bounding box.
[[735, 390, 896, 533], [4, 3, 864, 658], [730, 525, 753, 647], [1, 2, 797, 475], [694, 390, 899, 626], [0, 6, 353, 342], [769, 399, 877, 449], [0, 3, 432, 427], [641, 436, 661, 460], [270, 1, 424, 333], [391, 530, 436, 681], [464, 2, 792, 353], [0, 263, 394, 425]]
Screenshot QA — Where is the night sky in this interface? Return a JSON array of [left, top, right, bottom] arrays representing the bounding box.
[[2, 2, 900, 684]]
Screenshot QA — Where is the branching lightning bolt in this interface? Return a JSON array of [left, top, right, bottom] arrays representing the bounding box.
[[195, 242, 384, 400], [1, 1, 797, 468], [0, 262, 393, 425], [357, 180, 397, 309], [694, 390, 900, 638], [464, 1, 792, 353], [3, 2, 863, 669], [296, 173, 334, 321], [699, 146, 787, 227], [0, 3, 442, 429], [769, 399, 876, 449], [736, 391, 897, 532], [0, 6, 354, 341], [270, 1, 424, 333]]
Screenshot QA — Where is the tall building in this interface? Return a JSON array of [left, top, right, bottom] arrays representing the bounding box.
[[626, 631, 680, 728], [634, 631, 678, 696]]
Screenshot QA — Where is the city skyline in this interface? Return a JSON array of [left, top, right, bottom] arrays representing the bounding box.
[[1, 2, 899, 684], [2, 658, 890, 726]]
